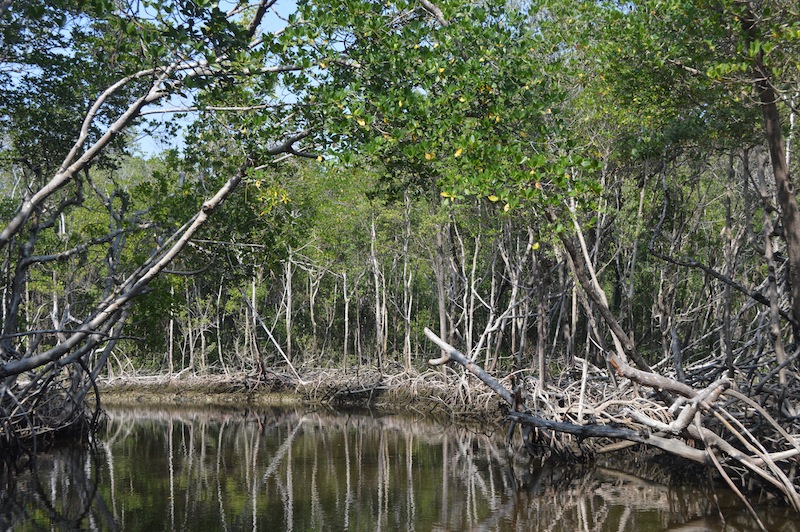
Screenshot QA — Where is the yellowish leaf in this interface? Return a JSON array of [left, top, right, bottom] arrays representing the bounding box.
[[532, 242, 540, 250], [503, 203, 510, 212], [488, 195, 499, 202], [356, 118, 366, 127], [425, 152, 435, 160], [454, 148, 463, 158]]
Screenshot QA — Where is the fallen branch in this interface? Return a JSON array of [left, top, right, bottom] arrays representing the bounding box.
[[423, 324, 800, 515], [424, 328, 512, 405], [506, 411, 709, 463]]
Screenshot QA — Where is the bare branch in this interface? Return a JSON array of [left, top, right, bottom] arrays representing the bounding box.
[[650, 248, 797, 326], [21, 228, 133, 267], [418, 0, 449, 26], [424, 327, 513, 405], [666, 58, 704, 76], [0, 164, 248, 378], [139, 104, 276, 116], [0, 0, 276, 251], [507, 411, 710, 463]]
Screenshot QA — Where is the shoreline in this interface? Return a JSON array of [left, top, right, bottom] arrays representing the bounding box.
[[96, 368, 507, 424]]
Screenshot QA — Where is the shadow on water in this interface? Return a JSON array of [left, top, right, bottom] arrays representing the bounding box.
[[2, 404, 799, 531]]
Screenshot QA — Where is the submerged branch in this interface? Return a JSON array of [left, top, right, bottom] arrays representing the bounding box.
[[506, 411, 709, 464]]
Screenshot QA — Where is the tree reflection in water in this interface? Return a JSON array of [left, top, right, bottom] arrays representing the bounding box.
[[2, 405, 799, 530]]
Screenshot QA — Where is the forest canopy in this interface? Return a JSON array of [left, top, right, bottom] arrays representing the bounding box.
[[2, 0, 800, 509]]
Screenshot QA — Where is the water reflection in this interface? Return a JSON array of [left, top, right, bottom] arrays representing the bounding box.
[[2, 405, 799, 531]]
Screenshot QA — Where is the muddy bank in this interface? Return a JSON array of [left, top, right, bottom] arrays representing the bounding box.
[[97, 368, 506, 423], [98, 373, 300, 407]]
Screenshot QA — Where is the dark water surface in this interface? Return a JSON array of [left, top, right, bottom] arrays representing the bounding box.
[[2, 405, 798, 531]]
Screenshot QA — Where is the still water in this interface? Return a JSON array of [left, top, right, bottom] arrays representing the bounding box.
[[2, 405, 799, 531]]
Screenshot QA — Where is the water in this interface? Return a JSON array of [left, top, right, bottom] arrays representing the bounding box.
[[2, 405, 798, 530]]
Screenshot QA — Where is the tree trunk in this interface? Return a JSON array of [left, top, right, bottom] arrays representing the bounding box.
[[168, 285, 175, 376], [434, 223, 449, 360], [285, 249, 293, 361], [744, 5, 800, 341], [343, 271, 350, 370], [752, 147, 790, 385], [370, 216, 384, 371], [535, 255, 549, 386], [402, 193, 413, 370], [721, 154, 736, 379], [554, 210, 652, 374]]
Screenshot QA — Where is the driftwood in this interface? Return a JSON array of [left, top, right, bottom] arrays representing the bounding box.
[[424, 327, 800, 529]]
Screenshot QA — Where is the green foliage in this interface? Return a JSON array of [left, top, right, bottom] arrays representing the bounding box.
[[576, 0, 800, 162], [266, 0, 603, 217], [3, 0, 798, 379]]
